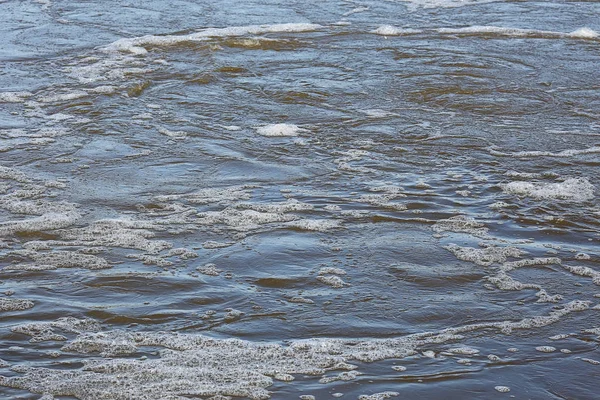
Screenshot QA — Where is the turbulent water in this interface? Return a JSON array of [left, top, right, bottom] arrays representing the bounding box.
[[1, 0, 600, 399]]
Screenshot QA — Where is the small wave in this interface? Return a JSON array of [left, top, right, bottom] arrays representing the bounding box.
[[489, 145, 600, 158], [437, 25, 599, 39], [105, 23, 322, 54]]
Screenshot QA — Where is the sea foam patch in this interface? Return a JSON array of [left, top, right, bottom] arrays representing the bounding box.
[[105, 23, 322, 54], [437, 26, 600, 39], [0, 303, 590, 399], [255, 124, 307, 137], [501, 178, 594, 202]]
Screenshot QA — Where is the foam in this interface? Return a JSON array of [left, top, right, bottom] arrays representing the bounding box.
[[198, 209, 296, 231], [358, 392, 399, 400], [197, 264, 222, 276], [237, 199, 314, 213], [286, 219, 342, 232], [319, 370, 361, 383], [158, 127, 187, 138], [358, 187, 407, 211], [446, 347, 479, 355], [501, 178, 595, 202], [569, 28, 600, 39], [495, 386, 510, 393], [39, 91, 88, 103], [432, 215, 489, 238], [318, 267, 347, 275], [372, 26, 421, 36], [106, 23, 322, 54], [394, 0, 499, 8], [444, 244, 525, 266], [0, 303, 590, 398], [487, 272, 537, 291], [202, 241, 234, 249], [0, 298, 34, 312], [437, 26, 600, 40], [501, 257, 562, 272], [490, 145, 600, 158], [287, 296, 315, 305], [563, 265, 600, 285], [12, 318, 100, 343], [9, 250, 111, 270], [155, 186, 252, 205], [50, 219, 173, 253], [317, 275, 348, 288], [582, 358, 600, 365], [575, 253, 591, 261], [0, 91, 33, 103], [0, 210, 81, 236], [535, 346, 556, 353], [255, 124, 306, 137]]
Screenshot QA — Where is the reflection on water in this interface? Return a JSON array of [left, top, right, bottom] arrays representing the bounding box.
[[1, 0, 599, 399]]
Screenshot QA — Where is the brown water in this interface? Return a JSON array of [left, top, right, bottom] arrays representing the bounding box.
[[1, 1, 600, 399]]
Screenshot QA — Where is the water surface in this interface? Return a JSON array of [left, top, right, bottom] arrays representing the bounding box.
[[1, 0, 600, 399]]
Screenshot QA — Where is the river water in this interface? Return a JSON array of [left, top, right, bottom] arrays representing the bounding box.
[[1, 1, 599, 399]]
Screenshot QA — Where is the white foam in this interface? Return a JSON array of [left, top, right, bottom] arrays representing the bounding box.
[[569, 27, 600, 39], [158, 127, 188, 138], [447, 346, 479, 355], [432, 215, 489, 238], [582, 358, 600, 365], [0, 91, 33, 103], [0, 298, 34, 312], [358, 392, 399, 400], [501, 178, 595, 202], [501, 257, 561, 272], [106, 23, 322, 54], [437, 26, 600, 40], [6, 250, 110, 271], [286, 219, 342, 232], [372, 26, 421, 36], [490, 145, 600, 158], [155, 186, 252, 205], [535, 346, 556, 353], [394, 0, 499, 9], [197, 264, 222, 276], [563, 265, 600, 285], [318, 267, 346, 276], [444, 244, 525, 266], [256, 124, 306, 137], [317, 275, 348, 288], [12, 318, 100, 343], [0, 303, 589, 398]]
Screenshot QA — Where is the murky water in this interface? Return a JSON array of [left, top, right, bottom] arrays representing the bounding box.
[[1, 1, 600, 399]]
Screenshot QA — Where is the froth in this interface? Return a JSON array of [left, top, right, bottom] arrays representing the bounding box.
[[255, 124, 306, 137], [106, 23, 322, 54], [437, 26, 600, 40], [501, 178, 594, 202], [372, 26, 420, 36], [1, 304, 589, 398]]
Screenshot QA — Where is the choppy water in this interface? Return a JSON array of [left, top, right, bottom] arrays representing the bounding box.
[[1, 1, 600, 399]]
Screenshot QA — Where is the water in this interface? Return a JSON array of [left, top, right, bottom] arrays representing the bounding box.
[[1, 1, 599, 399]]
